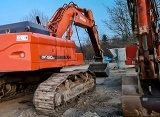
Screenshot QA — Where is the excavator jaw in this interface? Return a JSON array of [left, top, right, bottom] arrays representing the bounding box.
[[122, 75, 160, 116], [122, 96, 160, 116]]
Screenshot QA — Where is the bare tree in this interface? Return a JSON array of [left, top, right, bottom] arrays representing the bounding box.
[[157, 0, 160, 6], [156, 0, 160, 16], [103, 0, 132, 41], [22, 9, 49, 25]]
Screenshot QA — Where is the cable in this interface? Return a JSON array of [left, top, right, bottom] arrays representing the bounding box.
[[75, 25, 85, 60]]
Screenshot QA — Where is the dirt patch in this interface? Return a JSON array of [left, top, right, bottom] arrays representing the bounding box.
[[61, 69, 124, 117]]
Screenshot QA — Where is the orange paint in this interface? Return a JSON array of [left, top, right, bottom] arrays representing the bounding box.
[[0, 32, 84, 72], [125, 45, 137, 65], [137, 0, 148, 34]]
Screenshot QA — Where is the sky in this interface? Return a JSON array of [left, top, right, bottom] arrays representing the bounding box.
[[0, 0, 115, 42]]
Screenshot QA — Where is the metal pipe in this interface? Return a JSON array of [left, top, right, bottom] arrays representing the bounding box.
[[142, 35, 148, 51]]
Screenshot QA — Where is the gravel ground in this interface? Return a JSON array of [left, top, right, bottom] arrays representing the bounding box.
[[0, 64, 136, 117]]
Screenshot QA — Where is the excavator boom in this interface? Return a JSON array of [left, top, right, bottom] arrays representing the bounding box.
[[47, 2, 109, 77], [47, 2, 102, 59]]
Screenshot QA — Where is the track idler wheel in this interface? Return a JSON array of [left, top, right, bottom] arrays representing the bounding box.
[[0, 84, 17, 99]]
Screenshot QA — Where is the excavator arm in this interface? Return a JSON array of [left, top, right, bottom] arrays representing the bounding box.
[[126, 0, 159, 79], [122, 0, 160, 116], [47, 2, 103, 61], [46, 2, 109, 77]]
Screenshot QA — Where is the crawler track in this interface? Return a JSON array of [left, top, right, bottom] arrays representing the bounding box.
[[0, 83, 37, 102], [0, 69, 60, 102], [33, 69, 95, 117]]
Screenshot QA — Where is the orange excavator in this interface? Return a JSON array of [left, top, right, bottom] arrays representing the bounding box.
[[122, 0, 160, 116], [0, 2, 108, 116]]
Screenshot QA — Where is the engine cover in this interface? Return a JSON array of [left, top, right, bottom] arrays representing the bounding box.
[[0, 21, 50, 35]]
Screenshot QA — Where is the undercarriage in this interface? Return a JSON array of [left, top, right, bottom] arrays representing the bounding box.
[[33, 69, 95, 116], [0, 68, 96, 117], [0, 68, 61, 101]]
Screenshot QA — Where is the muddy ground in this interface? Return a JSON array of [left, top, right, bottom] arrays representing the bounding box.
[[0, 65, 136, 117]]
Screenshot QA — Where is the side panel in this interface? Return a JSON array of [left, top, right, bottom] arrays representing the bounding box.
[[0, 32, 84, 72], [0, 33, 33, 71], [35, 33, 84, 68], [125, 45, 137, 65]]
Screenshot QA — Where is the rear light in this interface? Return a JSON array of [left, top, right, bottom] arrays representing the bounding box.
[[20, 52, 25, 58]]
